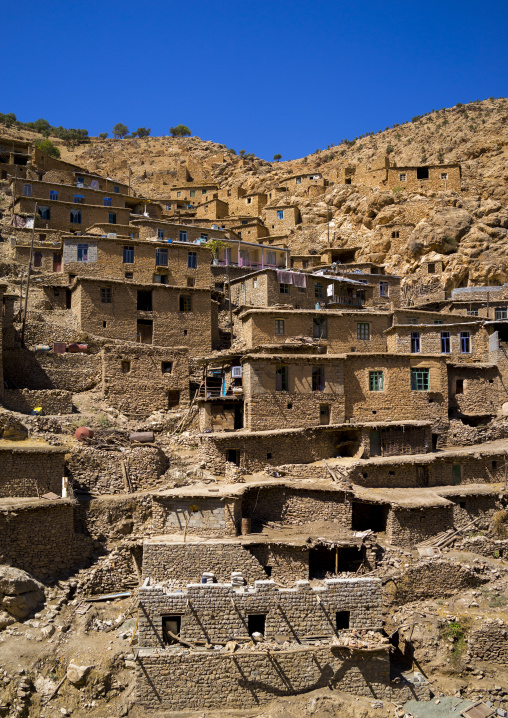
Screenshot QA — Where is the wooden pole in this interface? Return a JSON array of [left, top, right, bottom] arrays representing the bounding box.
[[21, 201, 37, 347]]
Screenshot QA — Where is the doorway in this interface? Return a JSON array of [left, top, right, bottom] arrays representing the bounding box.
[[161, 615, 181, 645], [137, 319, 153, 344], [226, 449, 240, 466], [370, 430, 381, 456], [248, 614, 266, 636], [53, 253, 62, 272], [351, 501, 388, 532], [234, 404, 244, 430], [319, 404, 330, 425]]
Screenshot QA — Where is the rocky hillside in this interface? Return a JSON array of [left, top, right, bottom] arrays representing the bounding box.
[[4, 97, 508, 292]]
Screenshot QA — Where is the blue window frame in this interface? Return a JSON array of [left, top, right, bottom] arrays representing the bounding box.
[[156, 248, 168, 266], [70, 210, 81, 224], [460, 331, 471, 354], [77, 243, 88, 262], [74, 194, 84, 203], [179, 230, 187, 242], [24, 184, 32, 197], [114, 186, 119, 193], [108, 213, 116, 224], [410, 332, 421, 353], [188, 251, 197, 269], [157, 229, 164, 240], [123, 246, 134, 264], [277, 210, 284, 220], [38, 206, 51, 220], [49, 190, 58, 200], [441, 332, 451, 354], [104, 197, 112, 207]]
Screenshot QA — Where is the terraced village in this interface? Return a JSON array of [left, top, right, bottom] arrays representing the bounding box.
[[1, 98, 508, 717]]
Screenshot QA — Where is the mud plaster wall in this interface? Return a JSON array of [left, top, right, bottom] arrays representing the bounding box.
[[151, 496, 240, 537]]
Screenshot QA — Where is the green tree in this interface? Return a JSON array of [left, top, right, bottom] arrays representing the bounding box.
[[239, 149, 246, 156], [34, 139, 60, 159], [169, 124, 191, 137], [0, 113, 17, 127], [273, 153, 282, 161], [33, 118, 51, 135], [98, 132, 108, 140], [136, 127, 151, 138], [113, 123, 129, 139]]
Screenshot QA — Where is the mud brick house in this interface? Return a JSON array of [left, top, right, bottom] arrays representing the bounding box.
[[194, 198, 229, 220], [198, 420, 433, 474], [318, 263, 402, 309], [279, 172, 327, 190], [62, 235, 212, 287], [136, 576, 392, 711], [70, 277, 216, 352], [130, 217, 231, 245], [230, 269, 370, 310], [227, 191, 268, 217], [290, 254, 323, 270], [386, 163, 461, 192], [229, 220, 270, 241], [385, 319, 489, 362], [213, 240, 289, 272], [236, 308, 392, 352], [102, 343, 190, 416], [0, 136, 32, 180], [11, 228, 63, 273], [263, 204, 301, 235], [167, 183, 218, 202]]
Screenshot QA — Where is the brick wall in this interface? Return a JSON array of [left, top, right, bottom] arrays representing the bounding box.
[[469, 620, 508, 666]]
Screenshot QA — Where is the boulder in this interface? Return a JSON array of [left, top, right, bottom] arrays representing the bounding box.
[[0, 566, 44, 596], [0, 412, 28, 441], [66, 662, 93, 686], [0, 610, 16, 629], [2, 590, 44, 619], [0, 566, 45, 621]]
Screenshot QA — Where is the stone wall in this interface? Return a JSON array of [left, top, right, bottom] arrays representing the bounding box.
[[448, 366, 499, 416], [67, 445, 168, 495], [469, 620, 508, 666], [3, 347, 102, 393], [141, 540, 267, 585], [247, 543, 309, 584], [135, 644, 391, 710], [138, 578, 383, 647], [241, 486, 351, 528], [3, 388, 73, 415], [0, 446, 65, 498], [73, 493, 153, 544], [0, 499, 92, 581], [102, 344, 190, 417], [386, 505, 454, 547]]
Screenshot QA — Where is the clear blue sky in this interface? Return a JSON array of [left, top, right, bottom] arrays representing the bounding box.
[[4, 0, 507, 160]]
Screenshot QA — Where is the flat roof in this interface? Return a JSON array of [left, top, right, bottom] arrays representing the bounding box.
[[199, 420, 430, 440]]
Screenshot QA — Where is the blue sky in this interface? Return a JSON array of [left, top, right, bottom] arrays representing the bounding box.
[[4, 0, 507, 160]]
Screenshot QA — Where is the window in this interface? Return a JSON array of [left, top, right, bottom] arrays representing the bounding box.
[[179, 230, 187, 242], [156, 248, 168, 266], [296, 177, 302, 184], [313, 317, 327, 338], [399, 173, 407, 182], [369, 370, 384, 391], [200, 233, 208, 240], [137, 290, 152, 311], [441, 173, 448, 180], [253, 278, 257, 288], [114, 186, 119, 193], [162, 616, 182, 645], [125, 271, 133, 279], [33, 252, 43, 268], [202, 188, 207, 194], [336, 611, 350, 630], [188, 251, 197, 269], [247, 197, 252, 204], [276, 210, 284, 220], [280, 283, 290, 294], [427, 263, 435, 273], [76, 176, 84, 185], [49, 190, 58, 200], [23, 184, 32, 197], [314, 282, 323, 299], [312, 366, 325, 391], [77, 243, 88, 262], [379, 281, 389, 297], [495, 308, 507, 320], [190, 190, 196, 197], [247, 614, 266, 637], [455, 379, 464, 394], [467, 309, 478, 316], [275, 319, 285, 335], [38, 206, 51, 220], [357, 323, 370, 340], [70, 209, 81, 224], [74, 194, 84, 203], [417, 167, 429, 180], [439, 331, 451, 354], [391, 230, 400, 238], [123, 246, 134, 263], [100, 287, 112, 304], [434, 319, 444, 325], [180, 295, 192, 312], [460, 331, 471, 354], [166, 203, 171, 210], [410, 332, 421, 353], [177, 191, 181, 197], [186, 277, 194, 287], [161, 361, 172, 374], [108, 212, 117, 224], [411, 368, 429, 391], [104, 197, 112, 207], [275, 365, 289, 391], [121, 360, 130, 373]]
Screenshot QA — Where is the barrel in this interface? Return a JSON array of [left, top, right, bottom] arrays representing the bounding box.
[[34, 345, 50, 353], [75, 426, 94, 441], [67, 343, 80, 353], [241, 518, 251, 535], [129, 431, 155, 444], [77, 344, 88, 353]]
